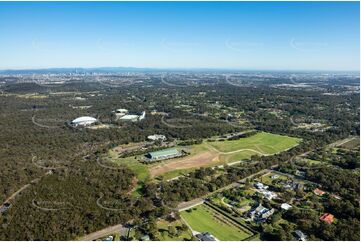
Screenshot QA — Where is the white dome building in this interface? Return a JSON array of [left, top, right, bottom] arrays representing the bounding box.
[[71, 116, 97, 126]]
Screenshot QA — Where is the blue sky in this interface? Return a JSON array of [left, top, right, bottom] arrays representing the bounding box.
[[0, 1, 359, 71]]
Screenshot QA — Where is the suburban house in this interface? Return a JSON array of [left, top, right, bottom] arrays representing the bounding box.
[[320, 213, 334, 224], [262, 190, 277, 200], [281, 203, 292, 210], [313, 188, 326, 196], [249, 204, 274, 222], [255, 182, 268, 190]]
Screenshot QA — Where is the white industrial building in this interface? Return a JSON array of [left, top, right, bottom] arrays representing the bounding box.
[[119, 111, 146, 122], [71, 116, 97, 126], [119, 114, 140, 122]]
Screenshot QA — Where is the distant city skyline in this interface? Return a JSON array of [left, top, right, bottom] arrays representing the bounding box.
[[0, 1, 359, 71]]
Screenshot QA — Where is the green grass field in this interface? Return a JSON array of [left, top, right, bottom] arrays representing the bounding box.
[[156, 219, 193, 241], [219, 150, 260, 163], [107, 132, 301, 182], [181, 205, 253, 241], [260, 172, 289, 185], [207, 132, 301, 154], [107, 150, 149, 182]]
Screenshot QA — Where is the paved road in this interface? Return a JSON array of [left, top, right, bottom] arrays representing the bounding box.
[[78, 224, 126, 241]]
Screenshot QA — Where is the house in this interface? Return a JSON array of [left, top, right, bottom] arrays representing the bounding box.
[[249, 204, 274, 222], [313, 188, 326, 196], [271, 175, 279, 179], [255, 182, 268, 190], [196, 232, 216, 241], [281, 203, 292, 210], [295, 230, 307, 241], [320, 213, 334, 224], [262, 190, 277, 200], [279, 180, 302, 190], [295, 170, 306, 178]]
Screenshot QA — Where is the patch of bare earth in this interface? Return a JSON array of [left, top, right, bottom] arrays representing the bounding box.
[[149, 151, 219, 177]]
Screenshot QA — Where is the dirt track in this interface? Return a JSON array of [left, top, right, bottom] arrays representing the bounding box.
[[149, 150, 219, 177], [149, 143, 268, 178]]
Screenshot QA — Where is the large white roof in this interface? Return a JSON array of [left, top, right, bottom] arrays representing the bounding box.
[[120, 114, 139, 120], [72, 116, 97, 123]]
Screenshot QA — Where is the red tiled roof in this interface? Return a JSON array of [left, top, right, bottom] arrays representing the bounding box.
[[320, 213, 334, 224], [313, 188, 326, 196]]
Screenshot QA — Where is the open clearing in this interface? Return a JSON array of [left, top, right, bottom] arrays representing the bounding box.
[[150, 132, 301, 178], [338, 137, 360, 150], [149, 150, 219, 178], [110, 132, 301, 180], [208, 132, 300, 154], [181, 204, 253, 241]]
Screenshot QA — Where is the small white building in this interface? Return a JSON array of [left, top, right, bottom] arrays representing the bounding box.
[[249, 204, 274, 222], [281, 203, 292, 210], [118, 111, 146, 122], [255, 182, 268, 190], [262, 190, 277, 200], [71, 116, 97, 127]]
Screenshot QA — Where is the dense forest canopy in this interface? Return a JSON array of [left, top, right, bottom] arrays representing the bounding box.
[[0, 72, 359, 240]]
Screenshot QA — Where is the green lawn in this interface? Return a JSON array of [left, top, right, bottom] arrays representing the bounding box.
[[207, 132, 301, 154], [303, 158, 323, 165], [156, 168, 196, 181], [181, 205, 253, 241], [107, 150, 149, 182], [219, 150, 260, 163], [260, 172, 288, 185], [156, 219, 193, 241], [106, 132, 301, 182]]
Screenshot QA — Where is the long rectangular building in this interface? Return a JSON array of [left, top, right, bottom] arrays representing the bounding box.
[[146, 148, 182, 161]]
